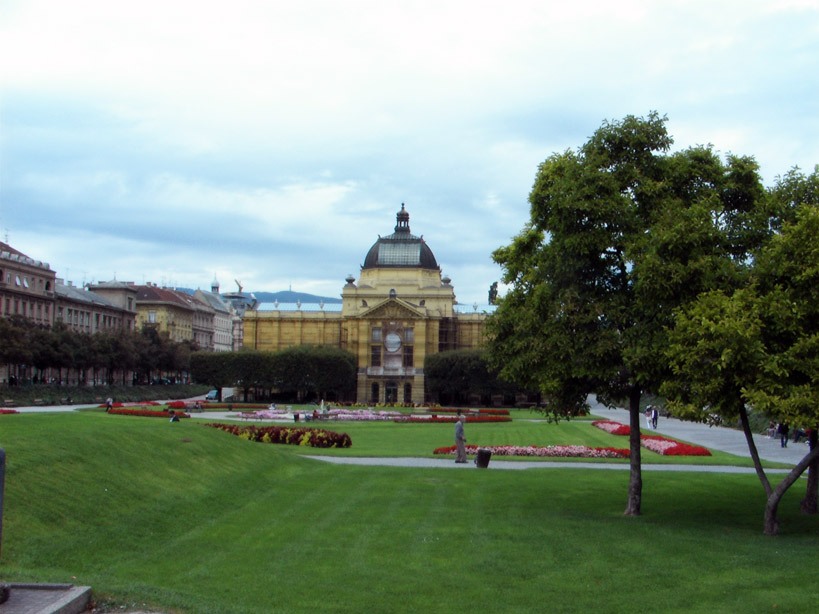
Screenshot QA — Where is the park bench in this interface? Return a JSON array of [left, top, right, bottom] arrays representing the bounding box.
[[2, 399, 16, 408], [34, 398, 46, 406]]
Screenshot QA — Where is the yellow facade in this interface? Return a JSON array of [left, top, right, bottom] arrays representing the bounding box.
[[243, 206, 493, 404], [134, 285, 195, 343]]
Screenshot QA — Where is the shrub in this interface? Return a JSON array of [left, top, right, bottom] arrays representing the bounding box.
[[204, 422, 352, 448]]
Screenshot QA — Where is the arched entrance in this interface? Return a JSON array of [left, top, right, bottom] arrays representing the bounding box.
[[385, 381, 398, 403]]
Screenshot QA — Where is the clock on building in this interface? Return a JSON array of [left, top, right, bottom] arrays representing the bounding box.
[[384, 332, 402, 353]]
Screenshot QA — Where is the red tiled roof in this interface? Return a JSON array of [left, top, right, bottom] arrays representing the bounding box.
[[134, 285, 195, 310]]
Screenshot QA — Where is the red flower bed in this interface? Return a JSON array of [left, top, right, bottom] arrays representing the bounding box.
[[592, 420, 711, 456], [395, 416, 512, 423], [98, 401, 161, 409], [591, 420, 631, 435], [425, 408, 510, 416], [204, 422, 352, 448], [641, 434, 712, 456], [0, 409, 19, 415], [433, 444, 629, 459], [108, 409, 190, 419]]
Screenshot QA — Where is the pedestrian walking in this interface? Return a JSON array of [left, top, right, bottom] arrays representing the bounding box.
[[778, 422, 790, 448], [455, 412, 467, 463]]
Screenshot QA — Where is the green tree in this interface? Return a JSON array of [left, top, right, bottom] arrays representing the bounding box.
[[234, 350, 274, 402], [488, 113, 770, 516], [770, 165, 819, 227], [307, 346, 356, 402], [190, 351, 237, 400], [663, 205, 819, 534], [425, 349, 517, 405], [0, 316, 34, 381]]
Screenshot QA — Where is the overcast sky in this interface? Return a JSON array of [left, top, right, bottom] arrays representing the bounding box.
[[2, 0, 818, 304]]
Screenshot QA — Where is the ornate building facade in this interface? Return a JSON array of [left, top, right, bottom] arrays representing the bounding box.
[[243, 205, 494, 404], [0, 241, 57, 326]]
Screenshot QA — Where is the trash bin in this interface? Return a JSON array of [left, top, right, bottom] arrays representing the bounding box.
[[475, 448, 491, 469]]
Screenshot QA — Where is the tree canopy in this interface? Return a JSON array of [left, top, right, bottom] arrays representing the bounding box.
[[663, 203, 819, 534], [487, 112, 771, 516]]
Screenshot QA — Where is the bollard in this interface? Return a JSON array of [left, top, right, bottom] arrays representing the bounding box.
[[1, 446, 7, 605], [0, 446, 5, 559]]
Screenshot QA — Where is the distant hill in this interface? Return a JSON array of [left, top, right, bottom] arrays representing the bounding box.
[[174, 288, 342, 304]]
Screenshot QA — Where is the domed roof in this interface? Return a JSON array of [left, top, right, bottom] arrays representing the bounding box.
[[362, 204, 439, 270]]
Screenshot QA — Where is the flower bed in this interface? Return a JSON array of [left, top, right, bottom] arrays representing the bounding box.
[[433, 444, 628, 459], [108, 409, 191, 419], [592, 420, 711, 456], [98, 401, 161, 409], [425, 408, 510, 416], [591, 420, 631, 435], [204, 422, 352, 448], [0, 409, 19, 415], [333, 401, 440, 409], [641, 435, 712, 456], [199, 403, 268, 409], [395, 415, 512, 424], [328, 408, 402, 421]]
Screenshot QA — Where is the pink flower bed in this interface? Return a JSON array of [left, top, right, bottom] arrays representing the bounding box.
[[433, 444, 629, 459], [641, 435, 712, 456], [592, 420, 631, 435], [329, 408, 402, 421], [397, 415, 512, 424], [426, 408, 511, 416], [592, 420, 711, 456]]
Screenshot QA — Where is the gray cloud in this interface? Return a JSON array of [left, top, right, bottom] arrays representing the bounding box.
[[2, 0, 818, 302]]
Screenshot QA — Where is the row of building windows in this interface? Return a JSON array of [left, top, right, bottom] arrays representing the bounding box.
[[0, 269, 52, 293], [55, 306, 129, 331], [2, 297, 51, 320]]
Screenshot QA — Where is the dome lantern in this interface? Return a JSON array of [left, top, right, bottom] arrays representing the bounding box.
[[361, 205, 439, 271]]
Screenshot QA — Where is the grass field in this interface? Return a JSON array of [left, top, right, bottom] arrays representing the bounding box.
[[1, 411, 817, 613]]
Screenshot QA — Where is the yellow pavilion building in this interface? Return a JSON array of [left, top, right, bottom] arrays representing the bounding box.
[[242, 205, 494, 404]]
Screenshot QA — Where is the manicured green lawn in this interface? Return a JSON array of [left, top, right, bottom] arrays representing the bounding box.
[[1, 412, 816, 613]]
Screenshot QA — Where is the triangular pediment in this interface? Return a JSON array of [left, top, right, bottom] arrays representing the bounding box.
[[359, 298, 424, 320]]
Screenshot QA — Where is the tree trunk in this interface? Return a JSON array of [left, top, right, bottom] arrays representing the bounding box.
[[738, 404, 773, 497], [763, 445, 819, 535], [624, 387, 642, 516], [800, 428, 818, 515]]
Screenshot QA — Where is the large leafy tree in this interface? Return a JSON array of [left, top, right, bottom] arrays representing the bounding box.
[[488, 113, 769, 516], [664, 205, 819, 534]]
